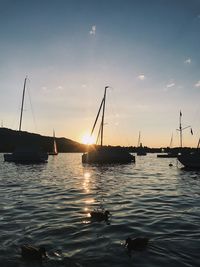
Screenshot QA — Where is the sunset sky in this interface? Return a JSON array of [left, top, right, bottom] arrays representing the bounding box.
[[1, 0, 200, 147]]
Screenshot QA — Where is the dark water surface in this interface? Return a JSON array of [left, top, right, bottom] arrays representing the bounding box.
[[0, 153, 199, 267]]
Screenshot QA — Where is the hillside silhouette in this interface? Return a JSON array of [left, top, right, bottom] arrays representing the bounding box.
[[0, 128, 86, 153]]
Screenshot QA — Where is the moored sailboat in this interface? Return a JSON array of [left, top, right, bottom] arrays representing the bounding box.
[[177, 144, 200, 169], [82, 86, 135, 164], [4, 77, 48, 163], [176, 111, 198, 168], [136, 131, 147, 156], [157, 133, 178, 158], [48, 129, 58, 155]]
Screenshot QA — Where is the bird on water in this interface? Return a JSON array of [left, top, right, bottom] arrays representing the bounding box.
[[90, 209, 110, 222], [21, 244, 47, 260], [125, 237, 149, 252]]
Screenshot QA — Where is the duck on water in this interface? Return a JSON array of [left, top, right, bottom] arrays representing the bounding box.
[[21, 244, 47, 260], [90, 209, 111, 222], [125, 237, 149, 252]]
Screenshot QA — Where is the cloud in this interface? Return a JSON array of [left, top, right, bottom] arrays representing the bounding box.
[[166, 82, 175, 88], [184, 58, 191, 64], [89, 25, 96, 35], [56, 86, 63, 90], [138, 74, 146, 80], [195, 80, 200, 87]]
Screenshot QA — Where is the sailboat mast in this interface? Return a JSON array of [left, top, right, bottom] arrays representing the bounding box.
[[137, 131, 141, 147], [169, 133, 173, 148], [179, 111, 182, 148], [19, 77, 27, 131], [100, 86, 108, 147]]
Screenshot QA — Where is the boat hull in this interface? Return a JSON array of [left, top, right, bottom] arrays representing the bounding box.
[[4, 147, 48, 164], [157, 153, 178, 158], [137, 151, 147, 156], [82, 149, 135, 164], [178, 153, 200, 169]]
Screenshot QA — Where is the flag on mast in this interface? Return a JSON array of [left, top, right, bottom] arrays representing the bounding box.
[[180, 110, 182, 117]]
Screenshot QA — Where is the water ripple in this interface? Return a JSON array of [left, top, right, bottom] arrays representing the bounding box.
[[0, 153, 200, 266]]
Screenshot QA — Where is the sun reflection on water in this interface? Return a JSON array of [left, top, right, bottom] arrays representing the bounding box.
[[82, 171, 94, 224]]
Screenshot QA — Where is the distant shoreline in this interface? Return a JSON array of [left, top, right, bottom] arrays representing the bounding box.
[[0, 127, 196, 153]]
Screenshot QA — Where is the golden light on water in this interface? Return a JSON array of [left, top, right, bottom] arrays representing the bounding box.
[[84, 172, 91, 179], [83, 172, 91, 193], [85, 198, 94, 204]]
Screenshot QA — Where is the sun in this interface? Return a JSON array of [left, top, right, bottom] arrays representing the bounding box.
[[81, 133, 95, 145]]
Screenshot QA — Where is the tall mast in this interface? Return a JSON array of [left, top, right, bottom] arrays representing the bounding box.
[[100, 86, 108, 146], [169, 133, 173, 148], [179, 111, 182, 148], [19, 77, 27, 131], [177, 110, 190, 149], [137, 131, 141, 147]]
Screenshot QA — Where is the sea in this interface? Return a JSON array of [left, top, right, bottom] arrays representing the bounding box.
[[0, 153, 199, 267]]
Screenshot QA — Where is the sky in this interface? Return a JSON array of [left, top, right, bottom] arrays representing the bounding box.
[[1, 0, 200, 148]]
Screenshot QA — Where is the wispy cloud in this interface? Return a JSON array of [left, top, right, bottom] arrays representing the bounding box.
[[184, 58, 191, 64], [166, 82, 175, 88], [89, 25, 96, 35], [195, 80, 200, 87], [138, 74, 146, 81], [56, 86, 63, 90]]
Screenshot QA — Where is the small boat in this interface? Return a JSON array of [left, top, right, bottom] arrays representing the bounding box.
[[136, 132, 147, 156], [175, 110, 198, 169], [157, 133, 179, 158], [48, 129, 58, 155], [157, 151, 178, 158], [178, 139, 200, 169], [4, 77, 48, 163], [4, 145, 48, 163], [82, 86, 135, 164]]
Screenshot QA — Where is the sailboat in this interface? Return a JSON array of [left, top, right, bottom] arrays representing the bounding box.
[[136, 131, 147, 156], [177, 111, 200, 169], [4, 77, 48, 163], [48, 130, 58, 155], [82, 86, 135, 164], [157, 133, 178, 158]]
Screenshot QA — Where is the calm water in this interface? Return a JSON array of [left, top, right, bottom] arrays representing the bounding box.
[[0, 153, 200, 267]]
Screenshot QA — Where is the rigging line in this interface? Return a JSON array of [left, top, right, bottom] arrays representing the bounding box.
[[90, 97, 104, 136], [27, 79, 38, 133], [96, 121, 102, 145]]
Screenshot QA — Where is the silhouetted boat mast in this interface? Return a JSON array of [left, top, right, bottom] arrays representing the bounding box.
[[176, 110, 190, 148], [19, 77, 27, 131], [90, 86, 108, 146]]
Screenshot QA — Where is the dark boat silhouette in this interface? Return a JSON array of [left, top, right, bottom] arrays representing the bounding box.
[[136, 131, 147, 156], [157, 134, 178, 158], [178, 138, 200, 169], [4, 77, 48, 163], [82, 86, 135, 164], [176, 110, 198, 168]]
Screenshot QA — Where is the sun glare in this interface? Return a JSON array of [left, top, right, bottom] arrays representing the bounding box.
[[81, 134, 95, 145]]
